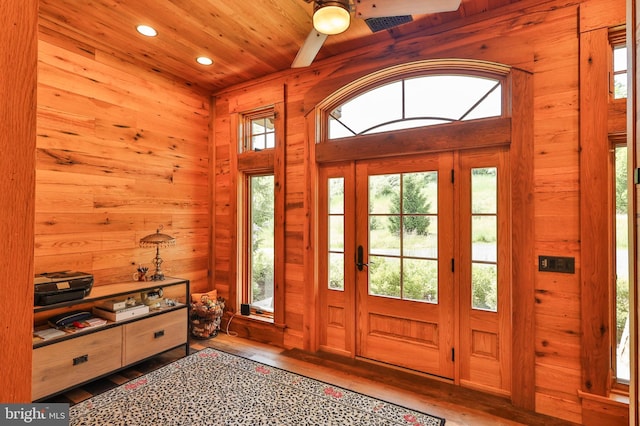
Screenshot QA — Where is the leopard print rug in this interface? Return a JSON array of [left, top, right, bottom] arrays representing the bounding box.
[[70, 348, 445, 425]]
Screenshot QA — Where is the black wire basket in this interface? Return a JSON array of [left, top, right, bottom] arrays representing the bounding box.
[[190, 296, 225, 339]]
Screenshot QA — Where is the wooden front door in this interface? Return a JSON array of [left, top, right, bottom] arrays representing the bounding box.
[[355, 153, 455, 378], [318, 148, 511, 394]]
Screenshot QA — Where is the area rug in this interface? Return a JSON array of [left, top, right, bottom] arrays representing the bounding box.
[[70, 348, 445, 425]]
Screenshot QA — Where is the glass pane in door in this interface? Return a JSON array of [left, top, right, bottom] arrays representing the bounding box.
[[368, 171, 439, 303], [328, 177, 345, 291]]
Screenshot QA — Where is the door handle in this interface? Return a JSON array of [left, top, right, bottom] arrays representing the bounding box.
[[356, 245, 368, 271]]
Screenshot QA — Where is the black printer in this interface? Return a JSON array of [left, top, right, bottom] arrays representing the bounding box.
[[34, 271, 94, 306]]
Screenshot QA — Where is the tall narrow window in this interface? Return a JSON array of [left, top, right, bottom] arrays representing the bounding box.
[[247, 174, 275, 313], [238, 105, 280, 320], [612, 45, 627, 99], [613, 144, 629, 384], [471, 167, 498, 312]]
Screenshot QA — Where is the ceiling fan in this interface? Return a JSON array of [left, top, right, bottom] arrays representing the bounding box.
[[292, 0, 462, 68]]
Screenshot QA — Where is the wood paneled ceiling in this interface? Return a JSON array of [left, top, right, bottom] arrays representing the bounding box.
[[38, 0, 522, 93]]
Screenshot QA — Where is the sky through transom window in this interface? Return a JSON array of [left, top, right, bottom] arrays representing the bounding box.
[[328, 74, 502, 139]]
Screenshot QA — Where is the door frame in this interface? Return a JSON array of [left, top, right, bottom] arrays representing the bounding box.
[[308, 65, 534, 408]]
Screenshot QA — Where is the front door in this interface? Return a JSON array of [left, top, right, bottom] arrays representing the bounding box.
[[355, 152, 455, 378], [318, 148, 510, 392]]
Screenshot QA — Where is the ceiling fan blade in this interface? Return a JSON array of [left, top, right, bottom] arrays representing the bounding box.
[[291, 29, 328, 68], [354, 0, 462, 19]]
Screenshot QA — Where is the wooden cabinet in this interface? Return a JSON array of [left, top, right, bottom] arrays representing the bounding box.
[[122, 309, 187, 365], [32, 327, 123, 401], [32, 278, 189, 401]]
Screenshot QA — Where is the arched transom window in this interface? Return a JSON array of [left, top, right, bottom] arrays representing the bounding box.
[[325, 69, 504, 140], [316, 59, 510, 142]]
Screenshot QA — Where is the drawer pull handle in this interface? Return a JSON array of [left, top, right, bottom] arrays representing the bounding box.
[[73, 354, 89, 366], [154, 330, 165, 338]]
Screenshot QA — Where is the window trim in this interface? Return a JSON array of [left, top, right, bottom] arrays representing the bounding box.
[[242, 172, 275, 318], [607, 29, 629, 394], [309, 62, 535, 407], [609, 27, 626, 100], [316, 116, 511, 163], [579, 25, 628, 399], [242, 109, 277, 153], [233, 102, 286, 327], [610, 134, 630, 392], [315, 59, 512, 145]]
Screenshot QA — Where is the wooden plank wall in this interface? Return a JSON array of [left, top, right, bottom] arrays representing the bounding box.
[[211, 0, 625, 422], [0, 0, 38, 403], [35, 22, 211, 294]]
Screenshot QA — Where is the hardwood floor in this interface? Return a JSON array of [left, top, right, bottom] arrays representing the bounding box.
[[46, 332, 579, 426]]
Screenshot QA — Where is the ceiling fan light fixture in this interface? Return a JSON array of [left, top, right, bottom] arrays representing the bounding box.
[[313, 0, 350, 35]]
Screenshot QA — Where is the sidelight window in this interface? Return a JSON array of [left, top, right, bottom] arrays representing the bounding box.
[[470, 167, 498, 312], [328, 177, 346, 291]]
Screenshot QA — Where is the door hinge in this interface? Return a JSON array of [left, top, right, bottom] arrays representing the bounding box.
[[451, 348, 455, 362], [451, 169, 455, 183], [451, 258, 455, 272]]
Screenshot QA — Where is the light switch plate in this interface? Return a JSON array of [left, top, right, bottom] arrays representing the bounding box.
[[538, 255, 575, 273]]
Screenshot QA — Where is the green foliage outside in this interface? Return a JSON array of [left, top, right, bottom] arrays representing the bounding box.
[[328, 253, 344, 290], [403, 258, 438, 301], [615, 147, 627, 215], [369, 257, 401, 298], [252, 249, 273, 302], [250, 175, 275, 304], [364, 171, 499, 310], [472, 264, 497, 311], [388, 174, 432, 235], [616, 277, 629, 343], [614, 78, 627, 99], [367, 173, 438, 302], [615, 146, 629, 348], [369, 256, 438, 301]]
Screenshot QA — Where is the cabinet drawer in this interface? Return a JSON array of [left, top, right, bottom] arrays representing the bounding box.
[[32, 327, 122, 401], [122, 308, 187, 365]]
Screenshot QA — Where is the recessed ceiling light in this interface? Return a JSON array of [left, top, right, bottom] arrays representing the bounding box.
[[196, 56, 213, 66], [136, 25, 157, 37]]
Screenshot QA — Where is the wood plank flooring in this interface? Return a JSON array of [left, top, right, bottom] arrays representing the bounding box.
[[45, 332, 580, 426]]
